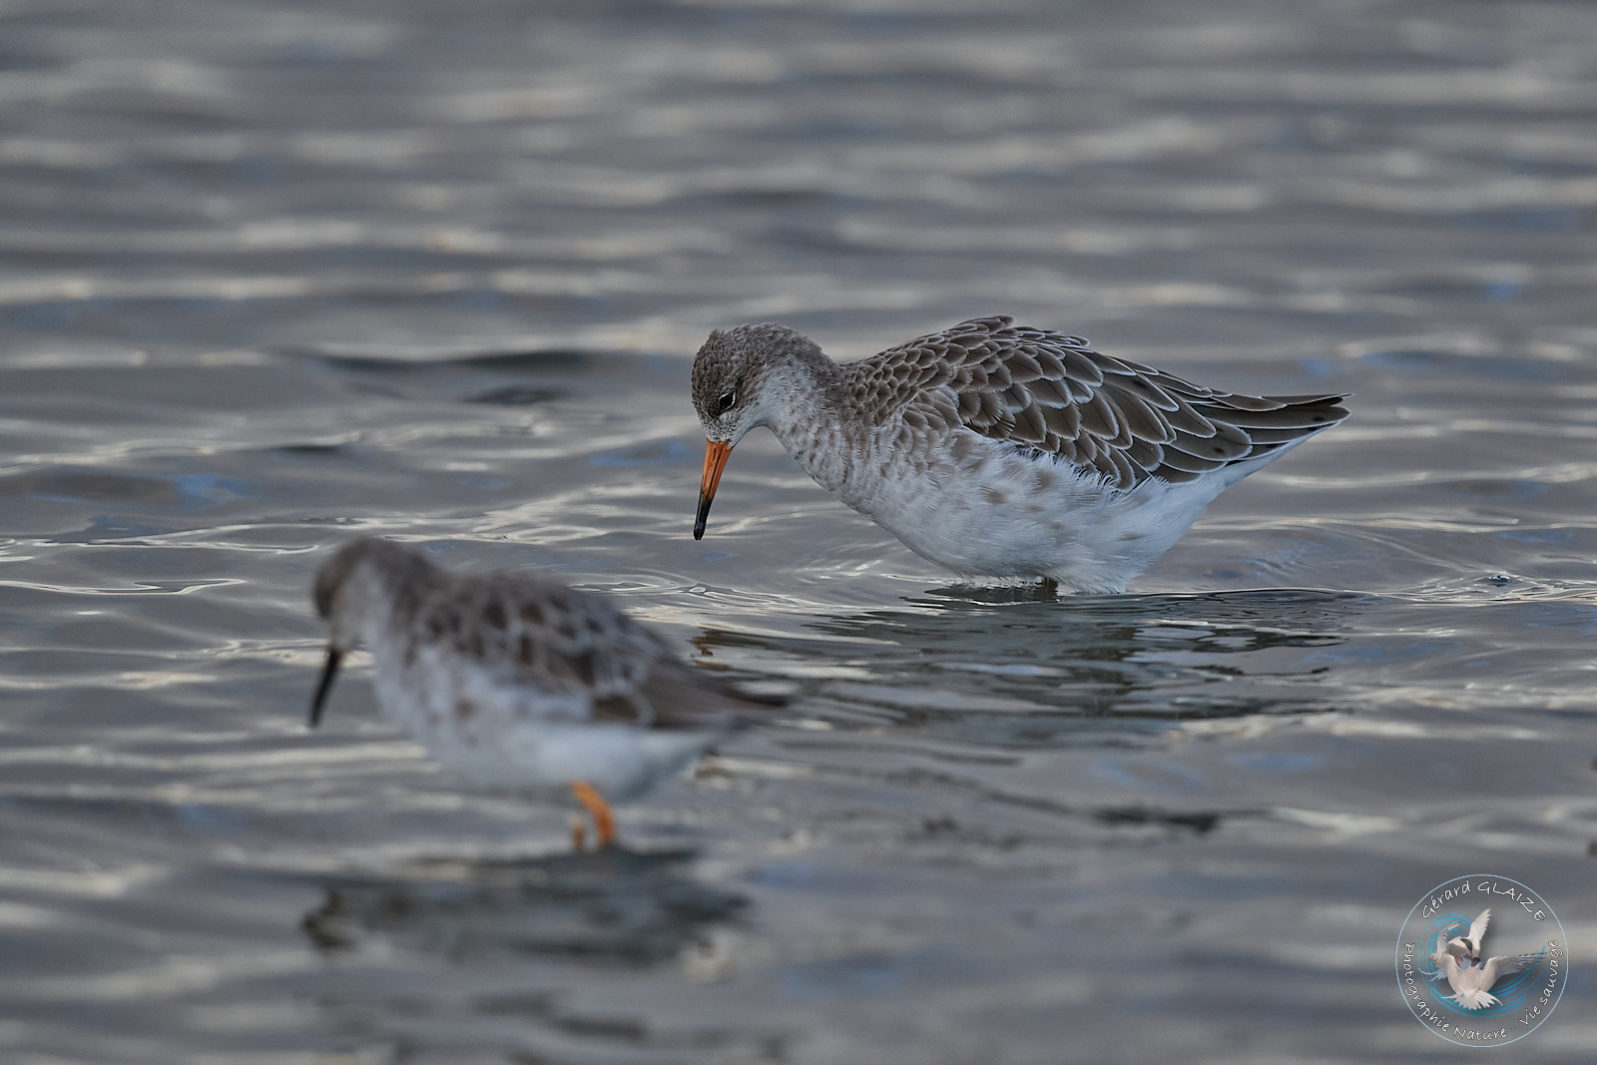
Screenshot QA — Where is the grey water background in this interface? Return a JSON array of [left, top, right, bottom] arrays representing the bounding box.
[[2, 0, 1595, 1061]]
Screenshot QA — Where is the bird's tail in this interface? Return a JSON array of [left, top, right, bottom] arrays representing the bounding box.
[[1449, 988, 1499, 1010], [1209, 392, 1351, 487]]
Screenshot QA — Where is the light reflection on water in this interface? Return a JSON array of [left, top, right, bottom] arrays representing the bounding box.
[[1, 0, 1596, 1062]]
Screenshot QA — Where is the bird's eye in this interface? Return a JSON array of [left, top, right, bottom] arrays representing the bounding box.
[[715, 389, 737, 415]]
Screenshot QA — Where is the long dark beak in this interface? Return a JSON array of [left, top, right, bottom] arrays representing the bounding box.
[[308, 648, 343, 728], [694, 439, 734, 540]]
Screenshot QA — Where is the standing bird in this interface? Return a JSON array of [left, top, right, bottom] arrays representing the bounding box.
[[308, 536, 781, 849], [691, 316, 1348, 593]]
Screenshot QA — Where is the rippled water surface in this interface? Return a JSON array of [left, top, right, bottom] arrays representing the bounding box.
[[3, 1, 1596, 1062]]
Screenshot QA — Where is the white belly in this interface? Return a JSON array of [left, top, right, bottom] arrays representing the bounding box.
[[841, 436, 1227, 593], [370, 643, 719, 804]]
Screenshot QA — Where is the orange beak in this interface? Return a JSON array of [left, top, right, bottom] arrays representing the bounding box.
[[694, 438, 734, 540]]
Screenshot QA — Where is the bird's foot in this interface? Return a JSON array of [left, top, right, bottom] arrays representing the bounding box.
[[570, 780, 616, 848]]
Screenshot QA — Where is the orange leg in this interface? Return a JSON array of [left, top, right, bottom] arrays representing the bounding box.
[[570, 816, 588, 852], [570, 780, 616, 848]]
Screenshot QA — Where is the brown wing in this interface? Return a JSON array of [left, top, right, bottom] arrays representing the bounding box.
[[591, 656, 786, 730], [419, 573, 782, 730], [863, 316, 1349, 489]]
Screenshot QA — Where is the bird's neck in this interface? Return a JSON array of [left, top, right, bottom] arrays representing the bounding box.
[[356, 554, 445, 647], [758, 352, 869, 496]]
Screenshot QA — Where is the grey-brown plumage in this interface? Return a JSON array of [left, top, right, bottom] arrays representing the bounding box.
[[691, 316, 1349, 592], [313, 536, 781, 729], [859, 316, 1348, 488], [309, 536, 782, 845]]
